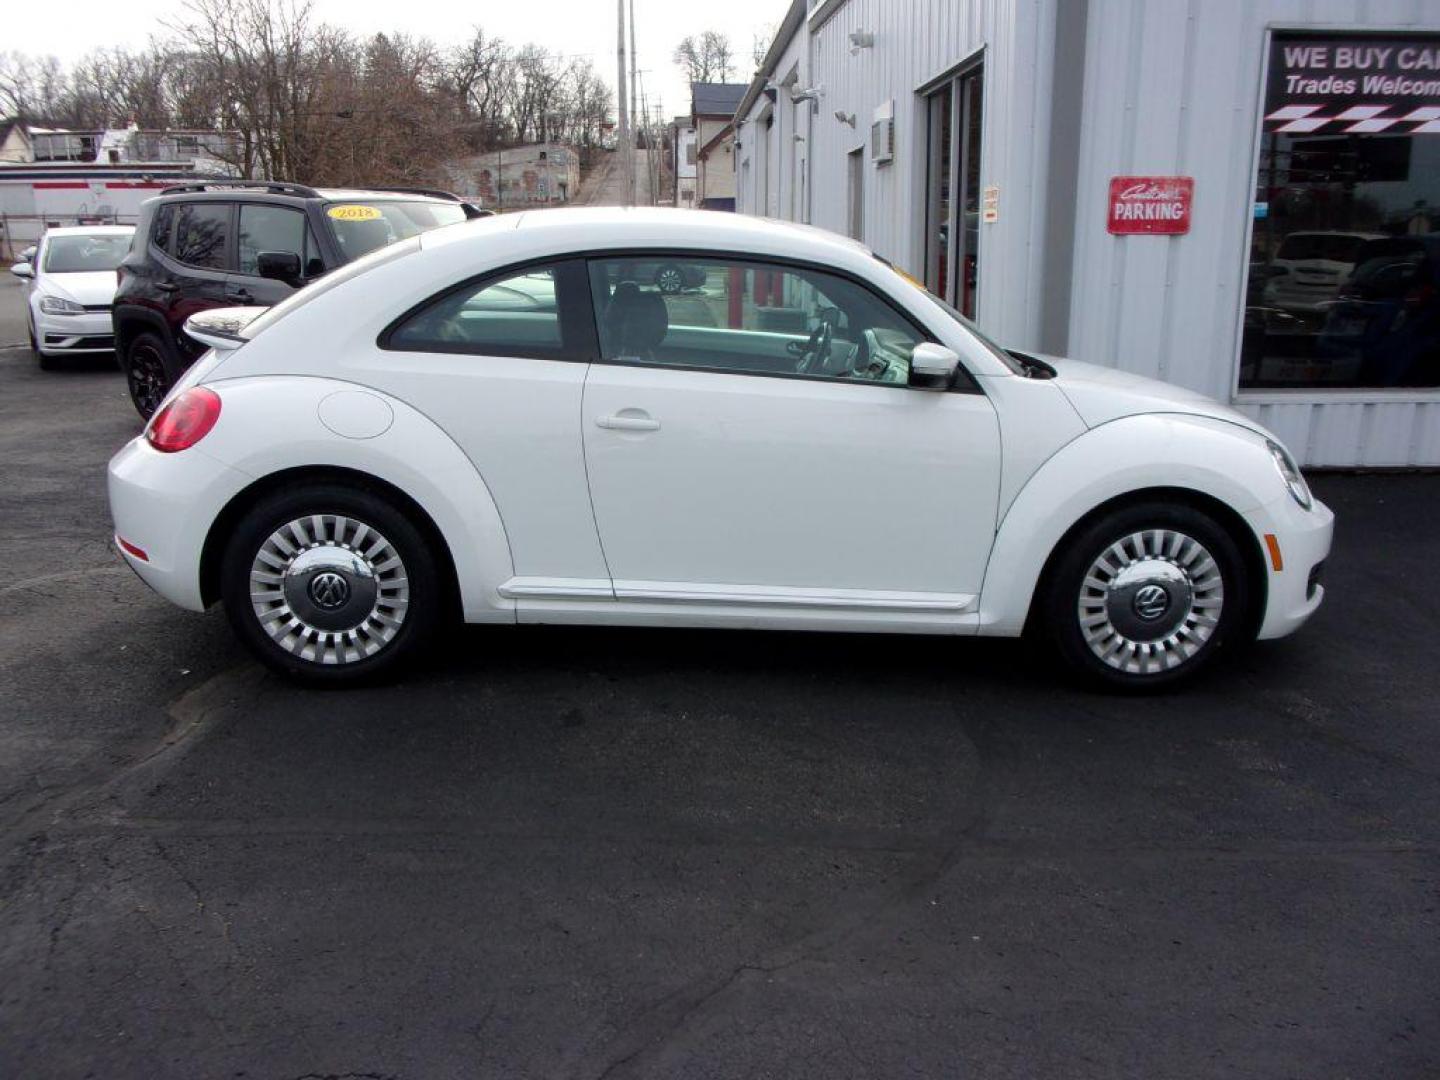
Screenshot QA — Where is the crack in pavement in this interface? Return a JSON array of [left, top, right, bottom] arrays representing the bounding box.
[[0, 564, 131, 597], [0, 664, 266, 862]]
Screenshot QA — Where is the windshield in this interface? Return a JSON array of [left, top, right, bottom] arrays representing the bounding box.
[[871, 252, 1025, 375], [42, 233, 131, 273], [323, 200, 468, 260]]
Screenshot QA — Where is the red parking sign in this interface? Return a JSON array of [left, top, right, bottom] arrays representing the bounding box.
[[1108, 176, 1194, 235]]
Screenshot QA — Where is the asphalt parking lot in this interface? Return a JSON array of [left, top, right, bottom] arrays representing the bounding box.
[[1, 271, 1437, 1079]]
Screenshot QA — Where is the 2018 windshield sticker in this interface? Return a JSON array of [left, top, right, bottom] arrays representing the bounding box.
[[327, 205, 383, 221]]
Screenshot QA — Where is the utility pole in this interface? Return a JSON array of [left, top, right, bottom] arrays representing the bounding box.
[[628, 0, 639, 205], [616, 0, 631, 206]]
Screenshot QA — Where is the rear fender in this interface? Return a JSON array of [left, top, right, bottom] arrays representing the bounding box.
[[198, 375, 515, 622]]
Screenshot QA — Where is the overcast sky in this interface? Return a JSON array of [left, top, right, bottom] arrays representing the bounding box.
[[7, 0, 783, 125]]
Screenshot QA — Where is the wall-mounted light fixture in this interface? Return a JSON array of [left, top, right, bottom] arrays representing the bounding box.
[[834, 110, 856, 127], [792, 134, 806, 143], [789, 85, 824, 103], [848, 30, 875, 53]]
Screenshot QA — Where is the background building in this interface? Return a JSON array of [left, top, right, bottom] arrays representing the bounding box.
[[691, 82, 747, 211], [735, 0, 1440, 467], [437, 143, 581, 210], [0, 122, 240, 255], [671, 116, 698, 207]]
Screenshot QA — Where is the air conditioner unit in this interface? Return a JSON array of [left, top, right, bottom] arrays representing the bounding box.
[[870, 116, 894, 164]]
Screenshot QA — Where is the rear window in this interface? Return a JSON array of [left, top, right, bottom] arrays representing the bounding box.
[[173, 203, 230, 270], [323, 200, 468, 260], [151, 204, 176, 253]]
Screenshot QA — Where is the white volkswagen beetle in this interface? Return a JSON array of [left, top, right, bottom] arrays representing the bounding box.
[[107, 209, 1332, 688]]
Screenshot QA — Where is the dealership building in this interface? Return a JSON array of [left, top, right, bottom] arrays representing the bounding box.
[[734, 0, 1440, 466]]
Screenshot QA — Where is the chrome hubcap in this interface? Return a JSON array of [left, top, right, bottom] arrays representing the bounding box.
[[1077, 529, 1224, 675], [249, 514, 409, 665]]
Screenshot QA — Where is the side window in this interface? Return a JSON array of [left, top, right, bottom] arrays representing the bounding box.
[[587, 256, 928, 385], [386, 263, 567, 356], [172, 203, 230, 270], [237, 205, 314, 277], [151, 203, 176, 254]]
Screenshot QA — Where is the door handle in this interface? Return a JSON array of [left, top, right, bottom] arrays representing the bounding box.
[[227, 288, 253, 303], [155, 281, 178, 293], [596, 411, 660, 432]]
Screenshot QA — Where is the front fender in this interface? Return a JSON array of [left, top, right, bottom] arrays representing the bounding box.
[[976, 413, 1278, 635], [199, 375, 515, 623]]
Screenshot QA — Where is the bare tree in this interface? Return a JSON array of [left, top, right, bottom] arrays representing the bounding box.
[[3, 0, 620, 187], [751, 23, 779, 71], [672, 30, 735, 84]]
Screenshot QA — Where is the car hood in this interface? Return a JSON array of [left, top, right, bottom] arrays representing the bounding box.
[[40, 271, 118, 306], [1034, 353, 1264, 436]]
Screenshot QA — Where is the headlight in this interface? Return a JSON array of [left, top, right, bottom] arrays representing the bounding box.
[[1266, 439, 1312, 510], [39, 296, 84, 316]]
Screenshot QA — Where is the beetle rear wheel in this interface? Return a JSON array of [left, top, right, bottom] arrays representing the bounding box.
[[221, 485, 440, 684]]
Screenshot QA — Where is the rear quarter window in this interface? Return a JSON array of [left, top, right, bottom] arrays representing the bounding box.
[[151, 203, 176, 254]]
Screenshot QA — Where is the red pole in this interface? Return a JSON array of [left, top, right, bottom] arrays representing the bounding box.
[[728, 266, 744, 328]]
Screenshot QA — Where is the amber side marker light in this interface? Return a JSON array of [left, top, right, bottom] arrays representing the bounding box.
[[116, 536, 149, 562], [1263, 533, 1284, 573]]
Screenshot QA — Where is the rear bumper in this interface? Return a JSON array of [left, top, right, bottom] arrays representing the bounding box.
[[1244, 492, 1335, 641], [108, 436, 252, 611]]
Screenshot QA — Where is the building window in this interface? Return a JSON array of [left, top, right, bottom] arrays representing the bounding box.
[[846, 146, 865, 241], [1242, 31, 1440, 391], [923, 64, 984, 319]]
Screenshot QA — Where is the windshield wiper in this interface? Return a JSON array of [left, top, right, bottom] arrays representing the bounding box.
[[1006, 349, 1057, 379]]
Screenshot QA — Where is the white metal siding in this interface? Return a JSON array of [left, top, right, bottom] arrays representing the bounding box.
[[804, 0, 1056, 348], [1070, 0, 1440, 465], [739, 0, 1440, 465]]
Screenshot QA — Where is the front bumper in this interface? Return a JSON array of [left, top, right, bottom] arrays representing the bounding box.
[[1244, 491, 1335, 640], [108, 436, 253, 611], [36, 310, 115, 353]]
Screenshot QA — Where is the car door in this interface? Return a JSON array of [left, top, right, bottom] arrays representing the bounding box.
[[229, 202, 322, 307], [580, 253, 1002, 615], [356, 259, 612, 601], [165, 201, 234, 359]]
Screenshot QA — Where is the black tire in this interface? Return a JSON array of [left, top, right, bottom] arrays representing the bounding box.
[[220, 484, 442, 686], [30, 321, 57, 371], [122, 330, 178, 420], [654, 264, 686, 295], [1039, 501, 1252, 691]]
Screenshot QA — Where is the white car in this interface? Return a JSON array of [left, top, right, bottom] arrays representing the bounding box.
[[107, 209, 1333, 689], [10, 225, 135, 369]]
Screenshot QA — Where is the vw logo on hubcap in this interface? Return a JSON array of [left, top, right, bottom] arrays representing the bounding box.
[[308, 571, 351, 610], [1132, 583, 1171, 622]]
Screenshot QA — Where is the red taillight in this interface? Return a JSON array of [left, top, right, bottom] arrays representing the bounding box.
[[147, 387, 222, 453]]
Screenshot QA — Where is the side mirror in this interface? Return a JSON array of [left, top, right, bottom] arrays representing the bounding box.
[[910, 342, 960, 389], [10, 262, 34, 279], [256, 250, 303, 284]]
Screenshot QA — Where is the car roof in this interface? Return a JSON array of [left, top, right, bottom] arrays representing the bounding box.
[[42, 224, 135, 237], [315, 189, 456, 203], [423, 206, 873, 265]]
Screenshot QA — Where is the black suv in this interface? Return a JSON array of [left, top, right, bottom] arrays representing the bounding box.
[[113, 182, 487, 417]]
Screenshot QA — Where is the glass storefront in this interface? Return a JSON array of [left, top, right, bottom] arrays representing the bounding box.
[[1241, 31, 1440, 390]]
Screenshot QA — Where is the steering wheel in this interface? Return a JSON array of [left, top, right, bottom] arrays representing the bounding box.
[[787, 320, 834, 375]]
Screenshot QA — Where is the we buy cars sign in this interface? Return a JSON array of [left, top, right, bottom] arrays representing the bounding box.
[[1107, 176, 1194, 235]]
